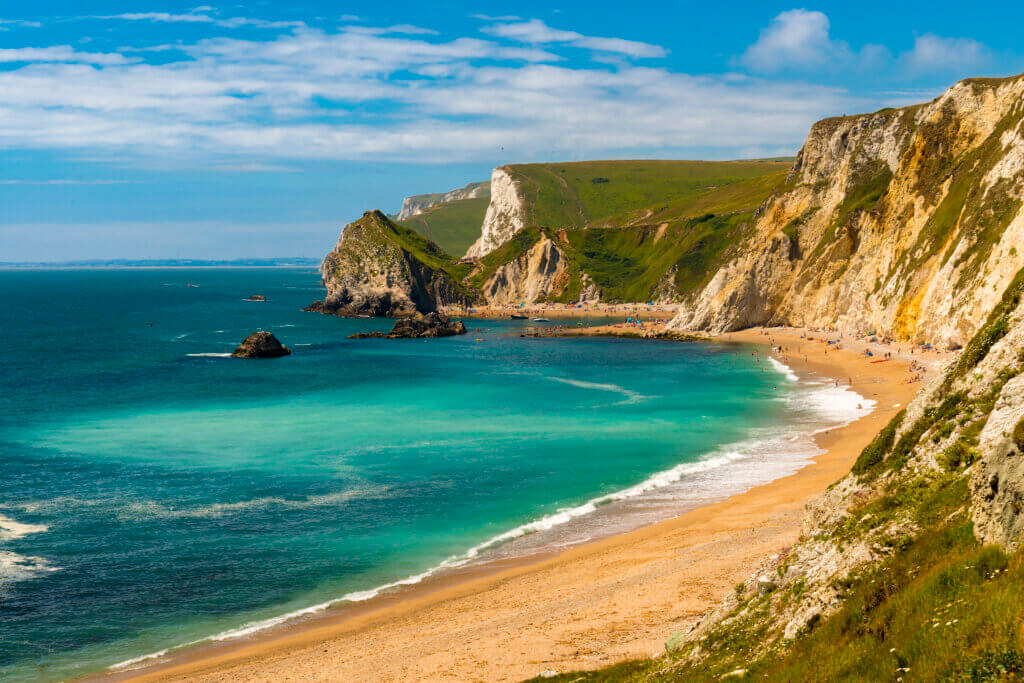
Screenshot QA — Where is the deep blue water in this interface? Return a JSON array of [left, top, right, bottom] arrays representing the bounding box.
[[0, 268, 859, 681]]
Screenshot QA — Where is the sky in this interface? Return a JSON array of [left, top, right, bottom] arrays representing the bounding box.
[[1, 2, 1023, 261]]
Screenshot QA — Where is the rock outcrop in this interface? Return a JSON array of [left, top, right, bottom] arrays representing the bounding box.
[[349, 312, 468, 339], [465, 167, 529, 258], [481, 237, 569, 305], [667, 261, 1024, 671], [232, 331, 290, 358], [306, 210, 471, 318], [396, 181, 490, 221], [669, 75, 1024, 349]]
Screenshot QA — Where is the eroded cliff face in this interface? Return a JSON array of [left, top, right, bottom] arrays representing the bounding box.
[[395, 181, 490, 221], [307, 211, 469, 317], [671, 266, 1024, 666], [465, 167, 529, 259], [670, 76, 1024, 348], [479, 238, 563, 305]]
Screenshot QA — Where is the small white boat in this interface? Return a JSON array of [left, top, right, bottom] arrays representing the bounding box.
[[531, 317, 550, 322]]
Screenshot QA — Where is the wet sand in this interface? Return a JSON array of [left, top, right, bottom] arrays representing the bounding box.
[[117, 326, 928, 683]]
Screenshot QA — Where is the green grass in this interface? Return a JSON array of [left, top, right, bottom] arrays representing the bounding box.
[[503, 159, 792, 229], [400, 196, 490, 257]]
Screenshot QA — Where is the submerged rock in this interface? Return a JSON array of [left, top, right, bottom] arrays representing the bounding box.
[[231, 331, 291, 358], [348, 312, 467, 339]]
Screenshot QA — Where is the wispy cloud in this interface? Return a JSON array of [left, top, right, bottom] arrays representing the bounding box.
[[482, 18, 667, 58], [96, 10, 305, 30], [739, 9, 993, 79], [0, 22, 856, 163], [0, 46, 134, 65], [900, 34, 991, 74], [0, 18, 42, 29], [471, 14, 522, 22]]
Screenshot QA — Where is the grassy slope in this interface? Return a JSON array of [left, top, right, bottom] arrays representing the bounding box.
[[465, 167, 787, 303], [505, 159, 792, 229], [400, 196, 490, 257], [337, 211, 474, 291]]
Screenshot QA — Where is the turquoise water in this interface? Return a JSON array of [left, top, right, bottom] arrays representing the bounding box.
[[0, 269, 867, 681]]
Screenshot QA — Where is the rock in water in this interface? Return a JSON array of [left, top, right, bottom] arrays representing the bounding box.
[[231, 331, 291, 358], [348, 312, 467, 339], [246, 295, 266, 301]]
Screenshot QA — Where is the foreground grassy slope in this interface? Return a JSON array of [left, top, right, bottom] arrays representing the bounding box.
[[505, 159, 792, 229], [532, 479, 1024, 682], [400, 196, 490, 257]]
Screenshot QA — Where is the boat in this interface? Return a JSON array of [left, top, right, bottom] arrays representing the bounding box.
[[531, 317, 550, 322], [510, 313, 528, 320]]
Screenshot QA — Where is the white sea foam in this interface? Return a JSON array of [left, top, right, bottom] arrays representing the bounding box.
[[0, 551, 60, 583], [0, 513, 48, 541], [548, 376, 650, 405], [110, 364, 876, 672], [186, 352, 233, 358], [122, 488, 386, 520], [768, 357, 799, 382]]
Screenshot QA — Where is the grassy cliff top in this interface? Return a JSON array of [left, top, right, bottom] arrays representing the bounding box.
[[400, 196, 490, 257], [501, 159, 793, 229]]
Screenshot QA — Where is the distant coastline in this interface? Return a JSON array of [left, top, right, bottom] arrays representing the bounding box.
[[0, 257, 320, 269]]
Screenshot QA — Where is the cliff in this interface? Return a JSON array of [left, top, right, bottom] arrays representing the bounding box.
[[670, 75, 1024, 349], [465, 167, 528, 258], [306, 211, 472, 317], [639, 269, 1024, 681], [395, 181, 490, 221], [315, 160, 789, 314]]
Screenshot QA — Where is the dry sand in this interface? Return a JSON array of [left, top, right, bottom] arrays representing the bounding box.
[[118, 326, 928, 683]]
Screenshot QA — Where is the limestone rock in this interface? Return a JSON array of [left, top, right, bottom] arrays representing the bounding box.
[[231, 331, 290, 358], [396, 181, 489, 221], [307, 210, 470, 318], [669, 75, 1024, 348], [349, 312, 468, 339], [465, 167, 529, 258]]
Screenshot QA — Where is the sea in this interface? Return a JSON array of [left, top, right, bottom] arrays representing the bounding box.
[[0, 268, 873, 681]]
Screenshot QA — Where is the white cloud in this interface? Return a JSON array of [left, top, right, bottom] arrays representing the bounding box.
[[741, 9, 992, 79], [0, 46, 134, 65], [0, 25, 856, 163], [108, 12, 214, 24], [482, 19, 667, 58], [471, 14, 522, 22], [740, 9, 852, 72], [100, 11, 305, 30], [0, 18, 42, 29], [900, 34, 990, 74]]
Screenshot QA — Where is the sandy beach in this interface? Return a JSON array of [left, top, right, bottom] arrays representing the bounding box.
[[118, 326, 931, 683]]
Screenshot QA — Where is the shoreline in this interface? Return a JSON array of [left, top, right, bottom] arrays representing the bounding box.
[[111, 326, 927, 682]]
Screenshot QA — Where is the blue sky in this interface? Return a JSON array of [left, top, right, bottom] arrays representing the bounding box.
[[1, 2, 1022, 261]]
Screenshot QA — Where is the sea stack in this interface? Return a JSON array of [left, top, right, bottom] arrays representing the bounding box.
[[231, 331, 291, 358], [348, 312, 468, 339]]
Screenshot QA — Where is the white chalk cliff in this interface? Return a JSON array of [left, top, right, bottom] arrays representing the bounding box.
[[465, 167, 529, 259]]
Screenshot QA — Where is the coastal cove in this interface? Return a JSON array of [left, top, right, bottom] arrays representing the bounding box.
[[94, 312, 920, 683], [1, 269, 873, 682]]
